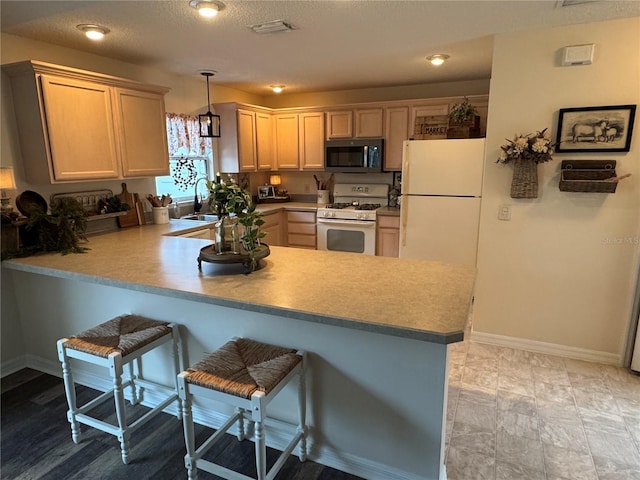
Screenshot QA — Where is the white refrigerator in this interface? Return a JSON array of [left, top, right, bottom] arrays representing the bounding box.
[[399, 138, 485, 265]]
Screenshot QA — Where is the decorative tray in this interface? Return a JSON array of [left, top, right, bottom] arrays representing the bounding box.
[[198, 243, 270, 273]]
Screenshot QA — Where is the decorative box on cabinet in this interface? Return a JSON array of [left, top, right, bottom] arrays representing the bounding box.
[[2, 60, 170, 184]]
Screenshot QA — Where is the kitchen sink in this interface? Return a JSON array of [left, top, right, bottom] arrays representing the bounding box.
[[180, 213, 219, 222]]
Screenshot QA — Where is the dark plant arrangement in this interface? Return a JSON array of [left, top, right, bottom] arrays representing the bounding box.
[[448, 97, 479, 123], [26, 197, 89, 255]]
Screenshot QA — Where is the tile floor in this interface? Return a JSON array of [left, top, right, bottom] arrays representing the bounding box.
[[444, 333, 640, 480]]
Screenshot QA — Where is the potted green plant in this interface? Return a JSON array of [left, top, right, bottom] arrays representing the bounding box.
[[448, 97, 479, 124], [206, 179, 266, 269]]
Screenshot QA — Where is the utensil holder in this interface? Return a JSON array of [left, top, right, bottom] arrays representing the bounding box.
[[152, 206, 169, 224], [317, 190, 329, 205]]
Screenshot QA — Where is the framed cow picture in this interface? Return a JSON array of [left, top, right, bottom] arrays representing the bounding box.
[[555, 105, 636, 153]]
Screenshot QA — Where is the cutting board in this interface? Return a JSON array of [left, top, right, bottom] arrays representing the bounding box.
[[116, 183, 140, 228]]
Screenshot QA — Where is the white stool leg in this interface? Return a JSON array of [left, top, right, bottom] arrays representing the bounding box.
[[109, 352, 130, 464], [252, 392, 267, 480], [128, 361, 140, 405], [57, 340, 81, 444], [178, 374, 197, 480], [298, 354, 307, 462], [170, 324, 183, 420], [236, 407, 245, 441]]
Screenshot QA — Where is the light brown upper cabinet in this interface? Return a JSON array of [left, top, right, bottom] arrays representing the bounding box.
[[383, 106, 411, 171], [298, 112, 324, 170], [274, 112, 325, 170], [275, 113, 300, 169], [216, 103, 274, 173], [255, 112, 275, 171], [236, 109, 258, 171], [325, 110, 353, 139], [2, 60, 170, 184], [354, 108, 383, 138]]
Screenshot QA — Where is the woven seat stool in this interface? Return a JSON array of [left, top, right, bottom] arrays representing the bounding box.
[[56, 314, 182, 464], [178, 337, 307, 480]]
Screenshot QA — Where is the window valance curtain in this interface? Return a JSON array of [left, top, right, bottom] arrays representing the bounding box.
[[166, 113, 212, 157]]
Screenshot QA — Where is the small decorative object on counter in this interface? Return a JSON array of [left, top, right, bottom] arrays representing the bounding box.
[[497, 128, 555, 199], [152, 206, 169, 224]]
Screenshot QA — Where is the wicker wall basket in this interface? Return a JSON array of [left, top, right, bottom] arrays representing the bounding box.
[[510, 158, 538, 199]]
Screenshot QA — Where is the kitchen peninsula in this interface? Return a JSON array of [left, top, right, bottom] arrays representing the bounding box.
[[2, 221, 475, 480]]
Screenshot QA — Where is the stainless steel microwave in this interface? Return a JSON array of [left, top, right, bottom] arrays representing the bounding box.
[[324, 139, 384, 173]]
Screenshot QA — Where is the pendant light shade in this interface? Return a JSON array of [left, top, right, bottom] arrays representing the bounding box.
[[199, 71, 221, 138]]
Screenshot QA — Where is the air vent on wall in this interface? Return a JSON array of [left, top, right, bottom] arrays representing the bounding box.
[[248, 19, 295, 34]]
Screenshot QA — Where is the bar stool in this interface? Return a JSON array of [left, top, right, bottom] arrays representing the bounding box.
[[56, 314, 182, 464], [178, 337, 307, 480]]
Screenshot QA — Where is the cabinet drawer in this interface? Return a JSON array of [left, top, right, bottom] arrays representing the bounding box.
[[287, 211, 316, 223], [288, 234, 317, 248], [377, 215, 400, 229], [287, 223, 316, 235]]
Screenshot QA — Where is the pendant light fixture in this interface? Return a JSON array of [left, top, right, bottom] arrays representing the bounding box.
[[198, 71, 221, 138]]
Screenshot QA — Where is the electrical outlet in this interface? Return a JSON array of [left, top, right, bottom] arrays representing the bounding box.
[[304, 183, 310, 193], [498, 204, 511, 221]]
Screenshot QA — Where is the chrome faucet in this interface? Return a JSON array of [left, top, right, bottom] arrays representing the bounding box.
[[193, 177, 208, 213]]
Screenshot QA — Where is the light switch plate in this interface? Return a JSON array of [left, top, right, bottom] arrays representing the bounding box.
[[498, 205, 511, 221]]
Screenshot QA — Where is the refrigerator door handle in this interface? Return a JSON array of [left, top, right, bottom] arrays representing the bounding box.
[[400, 196, 408, 247]]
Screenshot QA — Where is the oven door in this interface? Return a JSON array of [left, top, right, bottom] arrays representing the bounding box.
[[317, 218, 376, 255]]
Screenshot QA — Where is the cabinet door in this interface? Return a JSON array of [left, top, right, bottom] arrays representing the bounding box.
[[255, 112, 274, 170], [376, 215, 400, 257], [261, 210, 282, 246], [325, 111, 353, 139], [115, 88, 170, 177], [237, 109, 257, 171], [275, 114, 299, 169], [299, 112, 325, 170], [39, 75, 120, 181], [384, 106, 410, 171], [355, 108, 383, 138]]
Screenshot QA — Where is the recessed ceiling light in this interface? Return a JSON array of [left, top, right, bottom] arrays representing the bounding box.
[[76, 24, 110, 41], [270, 85, 285, 94], [426, 54, 450, 66], [189, 0, 225, 18]]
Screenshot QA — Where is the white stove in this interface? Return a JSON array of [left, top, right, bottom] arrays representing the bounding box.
[[317, 183, 389, 255], [317, 183, 388, 221]]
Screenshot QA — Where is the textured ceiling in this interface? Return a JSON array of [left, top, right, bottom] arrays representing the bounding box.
[[1, 0, 639, 96]]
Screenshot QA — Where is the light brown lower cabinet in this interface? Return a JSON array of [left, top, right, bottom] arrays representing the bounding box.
[[376, 215, 400, 257], [286, 211, 317, 249], [261, 210, 283, 246]]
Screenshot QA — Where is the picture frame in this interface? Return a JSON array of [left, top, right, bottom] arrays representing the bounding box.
[[555, 104, 636, 153]]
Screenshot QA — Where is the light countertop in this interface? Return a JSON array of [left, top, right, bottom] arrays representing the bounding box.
[[3, 220, 475, 344]]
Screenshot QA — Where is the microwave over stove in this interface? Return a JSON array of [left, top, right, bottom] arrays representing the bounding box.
[[324, 139, 383, 173]]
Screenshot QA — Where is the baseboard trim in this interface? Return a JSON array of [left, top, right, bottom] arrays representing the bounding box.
[[471, 330, 621, 366], [6, 354, 432, 480]]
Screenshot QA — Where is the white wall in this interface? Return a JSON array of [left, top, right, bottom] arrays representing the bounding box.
[[474, 17, 640, 363]]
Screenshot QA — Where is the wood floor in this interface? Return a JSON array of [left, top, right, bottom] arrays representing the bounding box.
[[1, 368, 363, 480]]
